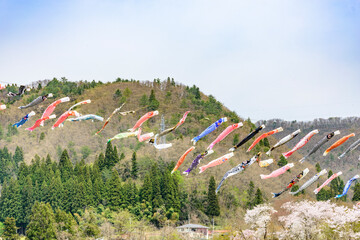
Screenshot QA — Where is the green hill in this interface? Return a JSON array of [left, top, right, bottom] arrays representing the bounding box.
[[1, 77, 355, 237]]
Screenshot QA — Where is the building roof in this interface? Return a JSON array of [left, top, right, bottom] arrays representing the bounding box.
[[176, 224, 209, 229]]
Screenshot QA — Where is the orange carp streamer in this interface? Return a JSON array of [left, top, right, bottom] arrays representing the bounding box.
[[171, 146, 195, 174], [323, 133, 355, 156], [247, 127, 283, 152]]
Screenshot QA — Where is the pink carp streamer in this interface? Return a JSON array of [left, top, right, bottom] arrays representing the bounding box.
[[282, 129, 319, 159], [171, 146, 195, 174], [175, 111, 190, 128], [129, 111, 159, 132], [314, 172, 343, 194], [260, 163, 294, 179], [323, 133, 355, 156], [199, 152, 234, 173], [52, 111, 80, 129], [247, 127, 283, 152], [68, 99, 91, 111], [26, 115, 56, 132], [137, 128, 154, 142], [207, 123, 243, 150], [40, 97, 70, 126]]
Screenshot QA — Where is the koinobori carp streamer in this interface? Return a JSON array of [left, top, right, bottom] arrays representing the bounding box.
[[96, 103, 126, 135], [323, 133, 355, 156], [52, 111, 80, 129], [149, 111, 190, 145], [13, 111, 35, 128], [129, 111, 159, 132], [18, 93, 53, 109], [67, 114, 104, 122], [183, 150, 214, 176], [338, 138, 360, 159], [260, 163, 294, 180], [272, 168, 309, 198], [207, 123, 243, 150], [199, 152, 234, 173], [68, 99, 91, 111], [266, 129, 301, 155], [191, 117, 227, 145], [258, 159, 274, 168], [108, 131, 139, 142], [26, 115, 56, 132], [230, 124, 265, 152], [299, 130, 340, 163], [247, 127, 283, 152], [40, 97, 70, 126], [335, 175, 359, 198], [290, 169, 327, 195], [282, 129, 319, 159], [216, 153, 261, 193], [314, 172, 343, 194], [171, 146, 195, 174]]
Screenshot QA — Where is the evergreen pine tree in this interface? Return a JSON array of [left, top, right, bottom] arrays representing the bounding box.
[[62, 178, 76, 213], [92, 177, 103, 206], [47, 171, 63, 210], [104, 142, 116, 169], [150, 164, 163, 210], [131, 152, 138, 179], [0, 179, 22, 225], [148, 90, 159, 110], [54, 208, 77, 236], [277, 155, 288, 167], [253, 188, 264, 206], [315, 163, 321, 172], [13, 146, 24, 166], [246, 181, 255, 209], [106, 170, 124, 210], [72, 179, 86, 211], [352, 183, 360, 201], [20, 176, 34, 228], [95, 153, 106, 171], [263, 138, 270, 148], [162, 170, 176, 211], [58, 150, 73, 181], [171, 174, 181, 213], [3, 217, 18, 240], [26, 202, 56, 240], [206, 176, 220, 217], [316, 182, 330, 201], [112, 146, 120, 165], [140, 173, 152, 204], [139, 94, 148, 107]]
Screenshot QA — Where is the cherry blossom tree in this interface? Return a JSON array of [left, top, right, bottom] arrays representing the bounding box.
[[244, 204, 277, 239], [278, 200, 360, 239]]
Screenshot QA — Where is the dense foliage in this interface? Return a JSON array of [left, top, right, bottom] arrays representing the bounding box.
[[0, 143, 224, 238]]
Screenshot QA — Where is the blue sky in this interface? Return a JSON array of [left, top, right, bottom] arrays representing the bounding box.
[[0, 0, 359, 121]]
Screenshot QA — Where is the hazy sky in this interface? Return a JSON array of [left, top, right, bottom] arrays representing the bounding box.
[[0, 0, 359, 121]]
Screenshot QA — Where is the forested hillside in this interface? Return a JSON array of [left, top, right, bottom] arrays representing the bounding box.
[[0, 78, 358, 239]]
